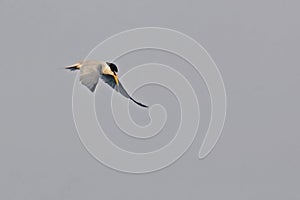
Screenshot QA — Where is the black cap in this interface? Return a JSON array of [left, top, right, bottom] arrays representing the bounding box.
[[106, 62, 118, 73]]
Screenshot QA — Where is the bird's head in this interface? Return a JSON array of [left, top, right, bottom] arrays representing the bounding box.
[[106, 62, 118, 75], [106, 62, 119, 85]]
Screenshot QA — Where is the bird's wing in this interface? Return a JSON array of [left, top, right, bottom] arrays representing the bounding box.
[[100, 74, 118, 90], [100, 74, 148, 108], [79, 63, 101, 92]]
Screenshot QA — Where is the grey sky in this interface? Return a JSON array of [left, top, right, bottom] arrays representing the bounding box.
[[0, 0, 299, 199]]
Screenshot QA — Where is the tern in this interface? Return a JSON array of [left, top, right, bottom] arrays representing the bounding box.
[[66, 61, 148, 108]]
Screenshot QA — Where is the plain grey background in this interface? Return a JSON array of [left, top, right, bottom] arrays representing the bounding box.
[[0, 0, 299, 199]]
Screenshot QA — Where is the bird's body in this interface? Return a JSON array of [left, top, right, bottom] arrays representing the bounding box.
[[66, 61, 148, 108]]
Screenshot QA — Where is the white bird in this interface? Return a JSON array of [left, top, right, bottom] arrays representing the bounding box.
[[66, 61, 148, 108]]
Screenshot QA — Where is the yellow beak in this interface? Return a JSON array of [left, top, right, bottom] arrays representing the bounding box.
[[113, 74, 119, 86]]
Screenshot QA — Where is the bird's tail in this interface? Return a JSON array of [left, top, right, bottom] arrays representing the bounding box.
[[65, 62, 82, 71]]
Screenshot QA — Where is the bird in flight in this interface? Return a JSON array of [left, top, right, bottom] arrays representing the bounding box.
[[66, 61, 148, 108]]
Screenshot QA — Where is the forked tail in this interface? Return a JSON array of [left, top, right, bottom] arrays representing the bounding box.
[[65, 62, 81, 71]]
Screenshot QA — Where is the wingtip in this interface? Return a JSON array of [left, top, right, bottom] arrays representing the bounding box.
[[129, 97, 148, 108]]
